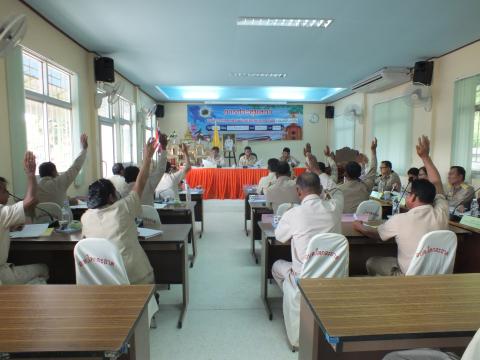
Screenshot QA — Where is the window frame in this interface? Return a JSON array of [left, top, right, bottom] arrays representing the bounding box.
[[471, 84, 480, 176]]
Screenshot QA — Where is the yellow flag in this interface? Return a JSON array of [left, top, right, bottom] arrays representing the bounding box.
[[212, 122, 221, 147]]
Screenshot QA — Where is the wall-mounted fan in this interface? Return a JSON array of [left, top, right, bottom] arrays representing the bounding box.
[[403, 83, 432, 112], [139, 104, 157, 120], [0, 14, 27, 58], [95, 81, 124, 109], [344, 104, 363, 124]]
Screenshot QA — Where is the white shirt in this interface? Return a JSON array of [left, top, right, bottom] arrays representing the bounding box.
[[257, 172, 277, 195], [155, 167, 188, 200], [264, 176, 300, 213], [81, 192, 153, 284], [0, 202, 25, 266], [206, 155, 225, 167], [109, 175, 129, 198], [275, 191, 344, 275], [377, 194, 449, 273], [141, 152, 167, 206], [38, 149, 87, 207]]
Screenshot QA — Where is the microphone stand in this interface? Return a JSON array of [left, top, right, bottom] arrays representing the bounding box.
[[7, 191, 59, 228], [393, 180, 411, 215]]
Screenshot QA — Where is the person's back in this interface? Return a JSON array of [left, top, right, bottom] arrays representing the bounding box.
[[258, 158, 279, 195], [264, 161, 299, 212]]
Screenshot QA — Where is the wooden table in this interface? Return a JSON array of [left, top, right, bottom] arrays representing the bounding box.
[[179, 190, 204, 237], [9, 224, 191, 329], [449, 220, 480, 273], [0, 285, 154, 359], [259, 221, 472, 320], [250, 202, 273, 264], [298, 274, 480, 360]]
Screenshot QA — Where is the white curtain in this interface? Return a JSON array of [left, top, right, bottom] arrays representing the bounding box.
[[451, 74, 480, 181], [372, 97, 412, 175], [333, 114, 355, 149]]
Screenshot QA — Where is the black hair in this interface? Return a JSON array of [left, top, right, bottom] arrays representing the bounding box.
[[0, 177, 7, 190], [282, 147, 290, 153], [410, 179, 436, 204], [318, 162, 326, 173], [39, 162, 56, 178], [212, 146, 220, 152], [345, 161, 362, 179], [450, 166, 466, 181], [267, 158, 280, 172], [124, 166, 140, 184], [87, 179, 116, 209], [276, 161, 291, 177], [244, 146, 252, 151], [296, 172, 321, 193], [112, 163, 124, 175], [381, 161, 392, 170], [408, 167, 419, 177]]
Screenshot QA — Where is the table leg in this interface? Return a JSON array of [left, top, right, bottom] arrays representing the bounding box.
[[299, 296, 320, 360], [189, 210, 197, 268], [251, 209, 258, 264], [260, 231, 273, 320], [131, 305, 150, 360], [178, 242, 189, 329]]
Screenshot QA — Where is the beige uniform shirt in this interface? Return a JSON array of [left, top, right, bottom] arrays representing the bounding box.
[[0, 202, 25, 267], [377, 194, 449, 273], [109, 175, 129, 198], [206, 155, 225, 167], [275, 192, 344, 275], [257, 172, 277, 195], [446, 183, 475, 209], [375, 171, 402, 192], [280, 156, 300, 168], [38, 149, 87, 207], [239, 155, 257, 167], [81, 192, 153, 284], [264, 176, 300, 213], [155, 166, 188, 200], [316, 158, 338, 190]]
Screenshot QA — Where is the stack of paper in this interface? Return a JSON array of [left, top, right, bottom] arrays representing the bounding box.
[[137, 227, 163, 238], [10, 224, 50, 238]]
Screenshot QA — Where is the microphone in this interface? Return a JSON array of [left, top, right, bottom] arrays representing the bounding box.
[[449, 185, 480, 221], [7, 191, 59, 228]]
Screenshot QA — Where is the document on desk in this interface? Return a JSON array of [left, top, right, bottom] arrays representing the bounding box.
[[137, 227, 163, 238], [154, 203, 167, 209], [70, 203, 88, 209], [10, 224, 50, 238]]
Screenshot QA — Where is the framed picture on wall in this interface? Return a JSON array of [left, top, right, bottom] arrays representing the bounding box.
[[223, 133, 236, 152]]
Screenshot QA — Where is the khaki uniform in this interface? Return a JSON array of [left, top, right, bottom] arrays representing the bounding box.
[[38, 149, 87, 206], [370, 194, 449, 275], [280, 155, 300, 168], [206, 155, 225, 167], [257, 172, 276, 195], [446, 183, 475, 209], [81, 192, 154, 284], [264, 176, 300, 213], [272, 191, 344, 287], [155, 166, 188, 200], [239, 155, 257, 167], [109, 175, 129, 198], [375, 171, 402, 192], [0, 202, 48, 284]]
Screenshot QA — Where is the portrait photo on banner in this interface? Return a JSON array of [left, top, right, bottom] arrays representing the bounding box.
[[223, 133, 236, 151]]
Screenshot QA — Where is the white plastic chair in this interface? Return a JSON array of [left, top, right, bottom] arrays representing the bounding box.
[[74, 238, 159, 327], [140, 205, 162, 228], [34, 202, 64, 223], [405, 230, 457, 276], [355, 200, 382, 221], [276, 203, 296, 217], [282, 233, 349, 348]]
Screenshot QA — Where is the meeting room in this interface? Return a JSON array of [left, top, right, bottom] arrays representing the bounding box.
[[1, 0, 480, 359]]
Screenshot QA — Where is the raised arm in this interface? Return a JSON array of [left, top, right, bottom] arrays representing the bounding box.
[[363, 138, 378, 190], [148, 133, 169, 186], [133, 139, 158, 197], [58, 133, 88, 189], [324, 145, 337, 182], [23, 151, 38, 211], [416, 136, 444, 195]]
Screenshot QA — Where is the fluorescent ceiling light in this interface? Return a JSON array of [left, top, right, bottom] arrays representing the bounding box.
[[237, 17, 333, 28], [230, 72, 287, 78], [268, 88, 305, 101], [182, 91, 219, 100]]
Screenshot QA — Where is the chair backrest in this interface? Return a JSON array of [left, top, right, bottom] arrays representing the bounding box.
[[355, 200, 382, 221], [35, 202, 63, 223], [405, 230, 457, 276], [140, 205, 162, 227], [74, 238, 129, 285], [276, 202, 296, 216], [301, 233, 349, 279]]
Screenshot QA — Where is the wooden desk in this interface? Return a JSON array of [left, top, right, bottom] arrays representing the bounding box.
[[250, 202, 273, 264], [298, 274, 480, 360], [0, 285, 153, 359], [243, 186, 257, 236], [449, 220, 480, 273], [179, 190, 204, 237], [9, 224, 191, 329]]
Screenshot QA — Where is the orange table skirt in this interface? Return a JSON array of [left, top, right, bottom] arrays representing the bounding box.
[[186, 168, 306, 199]]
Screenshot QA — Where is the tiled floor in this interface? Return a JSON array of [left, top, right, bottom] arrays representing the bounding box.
[[150, 200, 297, 360]]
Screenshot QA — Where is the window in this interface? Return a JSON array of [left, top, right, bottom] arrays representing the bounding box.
[[23, 51, 73, 172], [144, 112, 154, 143], [372, 97, 413, 175], [333, 115, 355, 149], [471, 86, 480, 171]]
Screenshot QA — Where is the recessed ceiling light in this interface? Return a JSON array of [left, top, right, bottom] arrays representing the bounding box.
[[230, 72, 287, 78], [237, 17, 333, 28]]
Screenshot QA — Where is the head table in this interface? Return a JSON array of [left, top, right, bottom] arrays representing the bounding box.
[[185, 167, 306, 199]]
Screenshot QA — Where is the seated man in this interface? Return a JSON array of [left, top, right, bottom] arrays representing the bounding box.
[[279, 147, 300, 168], [239, 146, 257, 167], [353, 136, 449, 276], [272, 173, 343, 288], [155, 143, 192, 200], [375, 160, 402, 192], [206, 146, 225, 167], [306, 145, 338, 191], [109, 163, 129, 198], [446, 166, 475, 210], [335, 138, 378, 213], [38, 133, 88, 207], [81, 139, 159, 285], [0, 152, 49, 284], [264, 161, 300, 213], [124, 134, 168, 206], [258, 158, 279, 195]]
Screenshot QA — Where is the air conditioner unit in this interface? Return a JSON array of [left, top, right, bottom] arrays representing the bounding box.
[[351, 67, 411, 93]]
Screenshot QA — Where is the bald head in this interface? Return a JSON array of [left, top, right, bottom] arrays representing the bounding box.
[[296, 172, 322, 200]]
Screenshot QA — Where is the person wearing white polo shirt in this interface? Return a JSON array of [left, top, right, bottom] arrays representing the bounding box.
[[264, 161, 300, 213], [155, 143, 192, 200], [257, 158, 279, 195]]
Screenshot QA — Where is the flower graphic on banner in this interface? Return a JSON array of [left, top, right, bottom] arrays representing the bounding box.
[[199, 106, 212, 118]]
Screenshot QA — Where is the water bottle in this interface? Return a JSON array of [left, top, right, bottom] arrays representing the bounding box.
[[61, 200, 72, 229], [471, 199, 479, 217]]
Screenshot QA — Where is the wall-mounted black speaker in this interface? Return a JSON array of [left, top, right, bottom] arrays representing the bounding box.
[[155, 104, 164, 118], [413, 61, 434, 86], [94, 57, 115, 83], [325, 105, 334, 119]]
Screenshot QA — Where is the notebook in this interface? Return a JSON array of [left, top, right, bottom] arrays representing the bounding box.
[[137, 227, 163, 238]]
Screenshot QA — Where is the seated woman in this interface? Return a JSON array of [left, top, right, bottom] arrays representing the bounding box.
[[155, 143, 192, 200], [81, 138, 161, 284]]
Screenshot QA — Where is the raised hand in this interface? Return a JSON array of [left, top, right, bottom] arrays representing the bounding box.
[[416, 135, 430, 159], [324, 145, 331, 157], [23, 151, 36, 176], [158, 133, 168, 151], [303, 143, 312, 157], [371, 137, 377, 152], [80, 133, 88, 150], [144, 138, 158, 159]]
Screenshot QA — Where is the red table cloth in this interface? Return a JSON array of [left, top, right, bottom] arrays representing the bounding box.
[[185, 168, 306, 199]]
